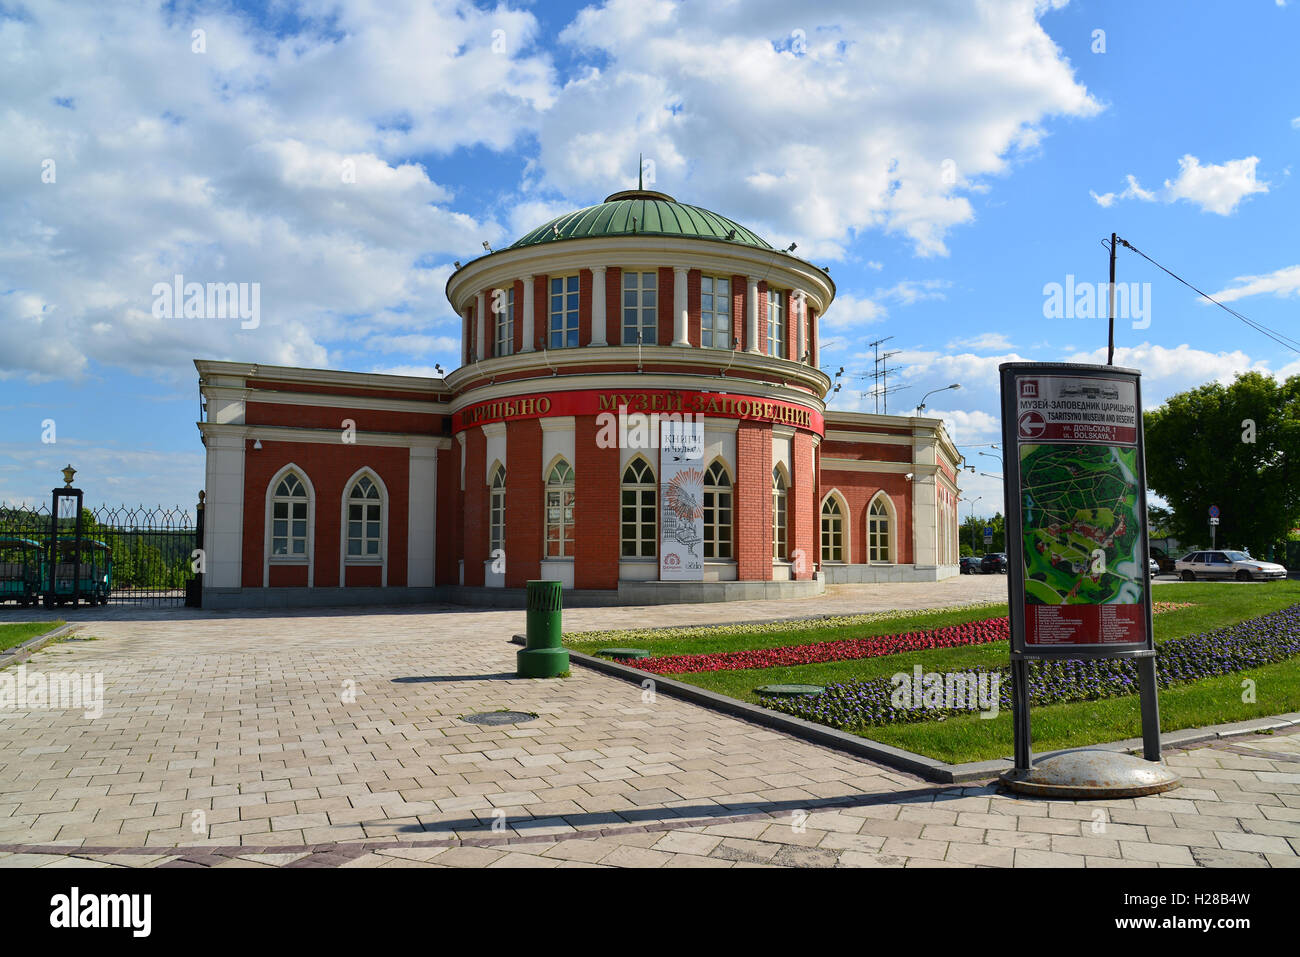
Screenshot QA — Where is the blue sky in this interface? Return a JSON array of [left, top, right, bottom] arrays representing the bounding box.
[[1, 0, 1297, 518]]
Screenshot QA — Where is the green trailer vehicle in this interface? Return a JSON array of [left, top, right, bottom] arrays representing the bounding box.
[[0, 537, 44, 606], [44, 538, 113, 607]]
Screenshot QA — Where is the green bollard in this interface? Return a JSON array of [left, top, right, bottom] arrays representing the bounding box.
[[517, 579, 569, 678]]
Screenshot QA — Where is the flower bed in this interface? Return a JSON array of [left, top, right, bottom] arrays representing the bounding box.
[[761, 603, 1300, 730], [625, 601, 1196, 676]]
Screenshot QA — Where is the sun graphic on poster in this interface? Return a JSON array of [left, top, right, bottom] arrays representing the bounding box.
[[667, 468, 704, 521]]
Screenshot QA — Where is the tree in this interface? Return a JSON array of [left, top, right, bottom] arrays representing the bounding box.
[[958, 511, 1005, 554], [1144, 371, 1300, 554]]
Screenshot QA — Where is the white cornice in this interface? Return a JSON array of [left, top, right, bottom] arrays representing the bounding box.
[[197, 422, 451, 450], [446, 345, 830, 396], [822, 458, 938, 476], [195, 358, 451, 395], [205, 385, 447, 416]]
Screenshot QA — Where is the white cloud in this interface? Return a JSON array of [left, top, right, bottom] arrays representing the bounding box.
[[1207, 264, 1300, 303], [1091, 155, 1268, 215], [947, 332, 1015, 351], [545, 0, 1099, 258], [0, 0, 554, 383]]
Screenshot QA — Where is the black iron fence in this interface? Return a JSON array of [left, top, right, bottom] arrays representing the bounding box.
[[0, 502, 199, 607]]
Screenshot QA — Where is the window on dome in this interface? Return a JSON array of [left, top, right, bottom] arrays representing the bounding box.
[[767, 288, 786, 358], [701, 276, 731, 349], [549, 275, 580, 349], [495, 287, 514, 357], [622, 271, 657, 345]]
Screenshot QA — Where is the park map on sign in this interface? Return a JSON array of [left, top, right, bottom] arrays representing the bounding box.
[[1019, 443, 1144, 606]]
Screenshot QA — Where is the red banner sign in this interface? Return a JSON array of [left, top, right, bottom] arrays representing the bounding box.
[[452, 389, 824, 434]]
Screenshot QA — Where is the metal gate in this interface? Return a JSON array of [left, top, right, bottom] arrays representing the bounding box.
[[0, 502, 198, 607]]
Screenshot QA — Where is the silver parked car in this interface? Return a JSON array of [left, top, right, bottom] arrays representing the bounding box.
[[1175, 550, 1287, 582]]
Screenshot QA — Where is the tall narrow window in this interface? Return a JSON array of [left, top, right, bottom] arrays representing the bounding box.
[[621, 458, 657, 558], [869, 496, 892, 563], [772, 467, 788, 561], [346, 475, 382, 558], [701, 276, 731, 348], [821, 497, 844, 563], [549, 275, 580, 349], [704, 461, 733, 560], [271, 473, 309, 557], [767, 288, 786, 357], [495, 287, 514, 357], [544, 459, 575, 557], [622, 271, 657, 344], [489, 465, 506, 554]]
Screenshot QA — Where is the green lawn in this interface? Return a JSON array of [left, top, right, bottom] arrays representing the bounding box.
[[0, 621, 64, 653], [586, 581, 1300, 764]]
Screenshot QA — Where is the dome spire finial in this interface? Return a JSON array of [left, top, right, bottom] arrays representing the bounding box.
[[637, 152, 643, 191]]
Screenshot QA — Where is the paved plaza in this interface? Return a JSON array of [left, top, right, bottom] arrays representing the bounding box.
[[1, 576, 1298, 869]]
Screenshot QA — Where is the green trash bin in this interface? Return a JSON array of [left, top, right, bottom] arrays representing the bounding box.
[[517, 580, 569, 678]]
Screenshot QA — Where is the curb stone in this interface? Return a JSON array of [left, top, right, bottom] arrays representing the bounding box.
[[528, 635, 1300, 784], [0, 622, 77, 668]]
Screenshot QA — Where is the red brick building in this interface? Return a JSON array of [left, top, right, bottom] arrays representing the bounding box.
[[195, 189, 961, 607]]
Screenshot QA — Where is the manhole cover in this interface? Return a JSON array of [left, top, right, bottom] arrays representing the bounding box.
[[461, 710, 538, 726], [596, 648, 651, 660], [756, 684, 825, 697]]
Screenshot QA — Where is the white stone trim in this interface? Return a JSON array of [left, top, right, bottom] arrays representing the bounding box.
[[673, 266, 690, 346], [198, 423, 450, 450], [264, 463, 316, 589], [746, 277, 760, 354], [408, 447, 437, 589], [203, 430, 245, 589], [589, 267, 607, 347], [338, 467, 390, 588], [522, 275, 535, 352]]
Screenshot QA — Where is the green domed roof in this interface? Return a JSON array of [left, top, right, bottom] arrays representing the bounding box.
[[510, 190, 772, 250]]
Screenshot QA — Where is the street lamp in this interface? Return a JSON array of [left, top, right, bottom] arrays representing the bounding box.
[[916, 383, 961, 414]]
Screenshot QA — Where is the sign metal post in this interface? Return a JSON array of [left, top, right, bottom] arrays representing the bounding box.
[[998, 362, 1178, 796]]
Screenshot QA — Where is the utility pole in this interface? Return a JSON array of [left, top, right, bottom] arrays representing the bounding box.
[[1107, 231, 1117, 365]]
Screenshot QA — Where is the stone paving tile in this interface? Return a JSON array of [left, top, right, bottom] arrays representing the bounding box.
[[2, 591, 1300, 868]]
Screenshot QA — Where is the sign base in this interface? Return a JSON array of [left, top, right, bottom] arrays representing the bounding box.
[[999, 749, 1180, 799]]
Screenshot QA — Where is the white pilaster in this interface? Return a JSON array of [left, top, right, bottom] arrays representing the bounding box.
[[673, 266, 690, 346], [203, 431, 245, 589], [590, 267, 607, 346], [407, 447, 437, 588], [746, 277, 760, 354], [522, 275, 535, 352]]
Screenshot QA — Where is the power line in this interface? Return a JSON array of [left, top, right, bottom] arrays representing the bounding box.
[[1116, 238, 1300, 356]]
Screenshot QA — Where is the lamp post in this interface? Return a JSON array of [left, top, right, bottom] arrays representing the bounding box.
[[916, 383, 961, 415]]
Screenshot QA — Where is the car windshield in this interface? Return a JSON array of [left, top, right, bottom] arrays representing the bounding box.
[[1222, 551, 1251, 562]]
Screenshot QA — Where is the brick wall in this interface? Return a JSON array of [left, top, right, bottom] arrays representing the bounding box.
[[731, 274, 746, 351], [504, 419, 543, 587], [513, 279, 525, 355], [605, 266, 622, 345], [574, 415, 620, 589], [657, 266, 673, 347], [819, 470, 913, 564], [735, 421, 773, 580], [435, 445, 460, 585], [462, 427, 487, 586], [687, 269, 701, 347], [786, 289, 798, 362], [579, 268, 593, 347], [533, 273, 548, 352], [241, 442, 410, 588], [791, 431, 815, 579]]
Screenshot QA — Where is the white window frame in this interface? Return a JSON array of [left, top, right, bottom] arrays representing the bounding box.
[[704, 459, 733, 561], [549, 275, 580, 349], [496, 287, 514, 357], [772, 465, 788, 561], [821, 491, 847, 564], [621, 456, 657, 559], [622, 270, 657, 345], [767, 288, 786, 358], [868, 492, 895, 564], [700, 275, 731, 349], [264, 465, 315, 588], [544, 457, 576, 558], [339, 468, 389, 587], [489, 464, 506, 555]]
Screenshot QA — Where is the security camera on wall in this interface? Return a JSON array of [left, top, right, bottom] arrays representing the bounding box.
[[905, 472, 914, 482]]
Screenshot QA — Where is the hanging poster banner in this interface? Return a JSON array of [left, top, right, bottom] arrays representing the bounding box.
[[659, 418, 704, 581], [999, 362, 1155, 657]]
